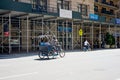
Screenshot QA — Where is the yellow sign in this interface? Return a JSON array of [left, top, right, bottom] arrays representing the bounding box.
[[79, 29, 83, 36]]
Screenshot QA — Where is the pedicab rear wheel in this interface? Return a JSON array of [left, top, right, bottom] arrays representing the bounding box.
[[38, 51, 45, 59]]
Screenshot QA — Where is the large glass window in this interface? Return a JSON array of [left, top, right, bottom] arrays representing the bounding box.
[[78, 4, 88, 16], [39, 0, 47, 6], [101, 0, 106, 3], [31, 0, 37, 9], [63, 1, 70, 10], [110, 9, 114, 15], [94, 5, 98, 12], [94, 0, 98, 2], [14, 0, 31, 3], [39, 0, 47, 11], [13, 0, 19, 2], [110, 1, 114, 6], [31, 0, 47, 11], [57, 0, 71, 10], [101, 7, 106, 13]]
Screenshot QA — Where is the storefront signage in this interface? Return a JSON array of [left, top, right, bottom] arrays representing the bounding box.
[[116, 19, 120, 24], [113, 33, 120, 37], [58, 26, 72, 32], [89, 13, 99, 20], [60, 9, 72, 18], [4, 32, 9, 37]]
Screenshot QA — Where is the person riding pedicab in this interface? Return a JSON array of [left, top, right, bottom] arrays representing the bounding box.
[[50, 37, 60, 51]]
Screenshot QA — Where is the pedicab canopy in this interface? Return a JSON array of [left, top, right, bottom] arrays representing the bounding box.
[[38, 35, 59, 46]]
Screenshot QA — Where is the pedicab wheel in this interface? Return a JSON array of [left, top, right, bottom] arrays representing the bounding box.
[[47, 50, 54, 59], [59, 49, 65, 58], [38, 51, 45, 59]]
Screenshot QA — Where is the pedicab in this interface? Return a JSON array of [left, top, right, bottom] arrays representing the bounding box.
[[38, 35, 65, 59]]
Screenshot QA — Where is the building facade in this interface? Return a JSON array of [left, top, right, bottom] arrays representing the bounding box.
[[94, 0, 119, 22], [0, 0, 120, 54], [94, 0, 120, 48]]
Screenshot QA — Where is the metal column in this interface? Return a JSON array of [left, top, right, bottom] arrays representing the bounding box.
[[57, 20, 59, 43], [72, 20, 73, 50], [18, 18, 20, 52], [81, 22, 83, 50], [109, 24, 110, 33], [62, 22, 64, 49], [115, 11, 117, 48], [26, 16, 29, 53], [115, 24, 117, 48], [66, 20, 68, 50], [42, 18, 43, 35], [33, 20, 35, 51], [99, 23, 101, 48], [9, 14, 11, 54], [2, 16, 4, 53], [91, 22, 94, 49]]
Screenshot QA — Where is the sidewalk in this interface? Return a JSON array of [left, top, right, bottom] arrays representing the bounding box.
[[0, 49, 82, 59], [0, 48, 118, 59]]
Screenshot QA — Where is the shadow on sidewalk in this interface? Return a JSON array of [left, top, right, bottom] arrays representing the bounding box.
[[0, 52, 38, 59], [34, 58, 57, 61]]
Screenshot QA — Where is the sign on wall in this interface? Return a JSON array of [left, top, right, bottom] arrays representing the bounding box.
[[58, 26, 72, 32], [113, 33, 120, 37], [3, 22, 9, 37], [59, 9, 72, 19], [89, 13, 99, 20], [79, 29, 83, 36], [116, 18, 120, 24]]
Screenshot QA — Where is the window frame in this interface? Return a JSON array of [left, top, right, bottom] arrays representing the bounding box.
[[78, 4, 88, 16], [57, 0, 71, 10]]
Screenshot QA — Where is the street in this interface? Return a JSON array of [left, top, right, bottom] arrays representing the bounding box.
[[0, 49, 120, 80]]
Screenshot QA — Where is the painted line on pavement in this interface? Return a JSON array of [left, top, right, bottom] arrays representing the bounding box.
[[0, 72, 38, 80]]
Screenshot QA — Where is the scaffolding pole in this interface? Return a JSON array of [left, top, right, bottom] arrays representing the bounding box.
[[109, 24, 110, 33], [33, 20, 35, 51], [57, 20, 59, 44], [115, 10, 117, 48], [115, 24, 117, 48], [55, 19, 57, 38], [42, 18, 43, 35], [99, 23, 101, 48], [91, 22, 94, 49], [2, 16, 3, 53], [72, 20, 73, 50], [63, 21, 64, 49], [19, 18, 21, 52], [27, 16, 29, 53], [66, 20, 68, 50], [9, 14, 11, 54], [81, 22, 83, 50]]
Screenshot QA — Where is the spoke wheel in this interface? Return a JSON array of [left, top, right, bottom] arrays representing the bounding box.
[[38, 51, 45, 59], [59, 49, 65, 58], [47, 51, 54, 59]]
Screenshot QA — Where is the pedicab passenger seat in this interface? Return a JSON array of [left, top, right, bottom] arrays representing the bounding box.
[[39, 42, 53, 53]]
